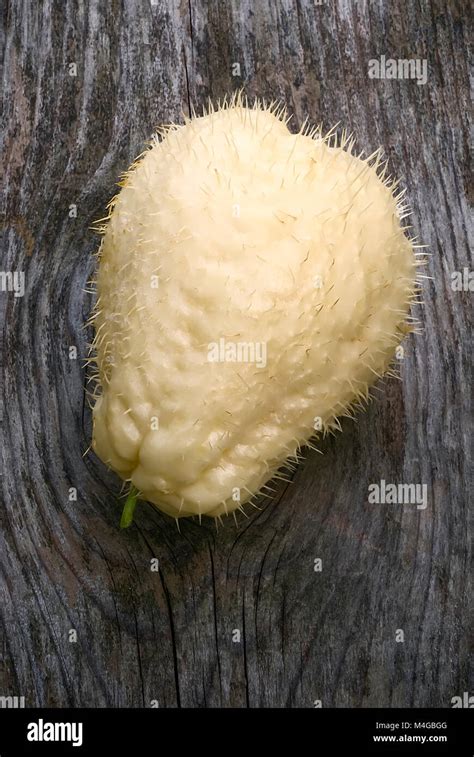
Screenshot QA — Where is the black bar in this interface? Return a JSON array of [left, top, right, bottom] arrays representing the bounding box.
[[0, 708, 471, 755]]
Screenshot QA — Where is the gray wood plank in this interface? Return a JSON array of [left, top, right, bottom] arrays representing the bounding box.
[[0, 0, 471, 707]]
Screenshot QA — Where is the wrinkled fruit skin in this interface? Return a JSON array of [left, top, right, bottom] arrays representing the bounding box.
[[91, 102, 416, 519]]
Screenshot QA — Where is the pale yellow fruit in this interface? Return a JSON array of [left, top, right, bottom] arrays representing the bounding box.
[[90, 98, 418, 520]]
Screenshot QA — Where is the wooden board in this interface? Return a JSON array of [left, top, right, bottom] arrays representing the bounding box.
[[0, 0, 471, 707]]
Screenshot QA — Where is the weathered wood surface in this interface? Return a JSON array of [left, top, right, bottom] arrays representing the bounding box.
[[0, 0, 471, 708]]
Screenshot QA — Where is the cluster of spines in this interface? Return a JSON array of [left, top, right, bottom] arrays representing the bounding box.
[[84, 91, 428, 527]]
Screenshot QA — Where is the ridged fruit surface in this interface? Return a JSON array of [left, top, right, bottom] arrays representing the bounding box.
[[91, 99, 416, 519]]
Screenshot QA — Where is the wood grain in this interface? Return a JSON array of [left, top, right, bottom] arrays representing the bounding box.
[[0, 0, 471, 707]]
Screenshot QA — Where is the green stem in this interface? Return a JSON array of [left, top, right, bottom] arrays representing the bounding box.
[[120, 486, 139, 528]]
